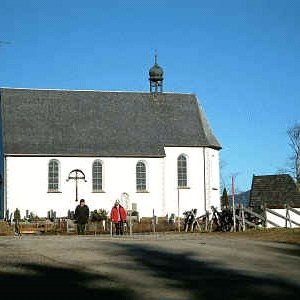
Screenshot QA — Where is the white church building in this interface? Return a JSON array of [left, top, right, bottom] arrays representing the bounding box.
[[0, 58, 221, 219]]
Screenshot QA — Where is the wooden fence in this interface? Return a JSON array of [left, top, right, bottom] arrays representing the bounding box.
[[214, 204, 300, 232], [3, 205, 299, 236]]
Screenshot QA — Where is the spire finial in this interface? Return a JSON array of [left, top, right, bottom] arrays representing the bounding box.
[[154, 49, 157, 65]]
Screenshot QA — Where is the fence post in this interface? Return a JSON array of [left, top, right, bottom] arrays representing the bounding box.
[[286, 204, 292, 228], [238, 205, 242, 232], [232, 176, 236, 232], [232, 206, 236, 232], [205, 211, 208, 232], [130, 220, 133, 236], [129, 211, 133, 236], [177, 189, 181, 232], [285, 204, 288, 228], [152, 209, 156, 233], [241, 204, 245, 231], [263, 203, 267, 228]]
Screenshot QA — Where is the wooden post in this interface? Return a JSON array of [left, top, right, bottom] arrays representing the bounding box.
[[130, 219, 133, 236], [286, 204, 292, 228], [232, 176, 236, 232], [177, 188, 181, 232], [241, 204, 245, 231], [152, 209, 156, 233], [238, 204, 241, 232], [263, 203, 267, 229], [129, 211, 133, 236]]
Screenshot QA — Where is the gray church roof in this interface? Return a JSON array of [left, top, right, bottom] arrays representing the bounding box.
[[0, 88, 221, 157]]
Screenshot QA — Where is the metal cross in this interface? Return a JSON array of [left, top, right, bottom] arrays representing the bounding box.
[[66, 169, 87, 202]]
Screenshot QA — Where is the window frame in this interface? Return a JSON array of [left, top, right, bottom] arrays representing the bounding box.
[[48, 159, 60, 193], [136, 160, 148, 192], [92, 159, 104, 192], [177, 154, 188, 189]]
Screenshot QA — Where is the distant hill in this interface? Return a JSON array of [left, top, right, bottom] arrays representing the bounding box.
[[228, 190, 250, 207]]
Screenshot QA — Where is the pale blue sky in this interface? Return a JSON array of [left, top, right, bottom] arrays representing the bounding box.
[[1, 0, 299, 193]]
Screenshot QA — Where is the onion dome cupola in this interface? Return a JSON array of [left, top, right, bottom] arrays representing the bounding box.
[[149, 53, 164, 94]]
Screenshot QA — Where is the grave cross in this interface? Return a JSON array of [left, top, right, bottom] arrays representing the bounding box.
[[66, 169, 87, 202]]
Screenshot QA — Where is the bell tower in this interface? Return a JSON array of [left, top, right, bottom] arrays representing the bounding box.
[[149, 53, 164, 94]]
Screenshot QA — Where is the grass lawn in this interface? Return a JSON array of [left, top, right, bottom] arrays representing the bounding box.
[[207, 228, 300, 244]]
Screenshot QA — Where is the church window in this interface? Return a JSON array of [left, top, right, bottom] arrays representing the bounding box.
[[177, 154, 187, 188], [92, 160, 103, 192], [48, 159, 60, 192], [136, 161, 147, 192]]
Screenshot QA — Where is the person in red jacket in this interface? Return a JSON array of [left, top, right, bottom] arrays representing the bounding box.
[[110, 199, 127, 235]]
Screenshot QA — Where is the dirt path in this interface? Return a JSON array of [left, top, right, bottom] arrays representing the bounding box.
[[0, 234, 299, 299]]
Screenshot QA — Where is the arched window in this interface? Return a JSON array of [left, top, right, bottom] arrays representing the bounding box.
[[92, 160, 103, 192], [136, 161, 147, 192], [48, 159, 60, 192], [177, 154, 187, 188]]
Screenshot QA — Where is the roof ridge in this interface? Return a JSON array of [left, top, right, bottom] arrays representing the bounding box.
[[0, 87, 194, 95]]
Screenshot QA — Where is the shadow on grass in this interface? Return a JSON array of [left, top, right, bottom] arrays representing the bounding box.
[[264, 243, 300, 257], [115, 243, 300, 300], [0, 263, 134, 299]]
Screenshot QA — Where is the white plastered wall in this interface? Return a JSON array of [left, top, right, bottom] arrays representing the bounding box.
[[5, 156, 164, 218], [5, 147, 220, 219], [163, 147, 220, 217]]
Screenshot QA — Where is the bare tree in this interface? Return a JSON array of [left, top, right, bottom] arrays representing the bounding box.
[[287, 123, 300, 185]]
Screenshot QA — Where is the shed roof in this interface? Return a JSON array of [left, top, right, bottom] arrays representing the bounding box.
[[249, 174, 300, 208], [0, 88, 221, 157]]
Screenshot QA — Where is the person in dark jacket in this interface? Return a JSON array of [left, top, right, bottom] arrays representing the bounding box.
[[110, 199, 127, 235], [13, 208, 22, 238], [75, 199, 90, 235]]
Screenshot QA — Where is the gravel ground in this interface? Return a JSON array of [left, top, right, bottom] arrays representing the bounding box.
[[0, 233, 299, 299]]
